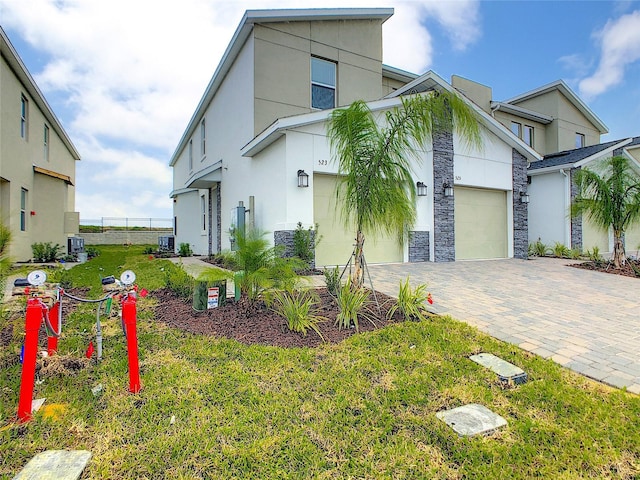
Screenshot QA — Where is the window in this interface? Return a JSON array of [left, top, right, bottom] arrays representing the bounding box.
[[575, 133, 585, 148], [200, 119, 206, 157], [200, 194, 207, 231], [20, 188, 27, 231], [510, 121, 521, 137], [20, 95, 28, 139], [44, 125, 50, 161], [523, 125, 534, 147], [188, 139, 193, 171], [311, 57, 336, 110]]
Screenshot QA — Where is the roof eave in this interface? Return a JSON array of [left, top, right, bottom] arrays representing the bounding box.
[[490, 102, 553, 124], [504, 80, 609, 134]]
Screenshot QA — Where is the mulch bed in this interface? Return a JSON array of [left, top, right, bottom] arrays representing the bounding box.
[[569, 259, 640, 278], [151, 287, 406, 348]]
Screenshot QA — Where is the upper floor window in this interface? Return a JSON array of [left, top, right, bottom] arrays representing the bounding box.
[[188, 139, 193, 171], [311, 57, 336, 110], [20, 188, 27, 231], [510, 121, 521, 138], [523, 125, 534, 147], [21, 95, 28, 139], [200, 119, 206, 157], [44, 125, 50, 161], [575, 133, 585, 148]]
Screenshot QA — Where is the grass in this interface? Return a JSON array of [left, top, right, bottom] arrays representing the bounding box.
[[1, 246, 639, 478]]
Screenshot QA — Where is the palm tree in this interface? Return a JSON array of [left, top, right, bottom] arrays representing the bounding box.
[[571, 155, 640, 268], [327, 91, 482, 287]]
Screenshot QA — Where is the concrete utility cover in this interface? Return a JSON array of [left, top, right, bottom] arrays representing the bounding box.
[[436, 403, 507, 437], [13, 450, 91, 480], [469, 353, 527, 384]]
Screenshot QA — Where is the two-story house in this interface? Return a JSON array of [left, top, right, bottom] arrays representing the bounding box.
[[459, 75, 640, 255], [1, 27, 80, 262], [170, 8, 546, 265]]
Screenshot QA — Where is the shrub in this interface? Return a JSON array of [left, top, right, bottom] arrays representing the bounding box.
[[270, 288, 325, 338], [529, 239, 549, 257], [86, 246, 101, 259], [0, 222, 11, 290], [569, 248, 583, 260], [292, 222, 321, 265], [164, 263, 194, 301], [335, 278, 372, 332], [386, 276, 432, 322], [323, 266, 341, 296], [202, 229, 304, 304], [586, 246, 603, 265], [31, 242, 62, 262], [178, 243, 192, 257], [143, 246, 156, 255], [552, 242, 570, 258]]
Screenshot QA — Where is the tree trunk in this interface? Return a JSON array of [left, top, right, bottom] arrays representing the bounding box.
[[351, 230, 365, 288], [613, 231, 626, 268]]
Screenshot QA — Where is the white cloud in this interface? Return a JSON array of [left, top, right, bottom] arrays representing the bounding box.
[[579, 10, 640, 99], [1, 0, 482, 218]]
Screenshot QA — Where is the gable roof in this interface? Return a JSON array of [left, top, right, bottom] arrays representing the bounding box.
[[242, 70, 543, 163], [528, 138, 633, 173], [504, 80, 608, 135], [169, 8, 394, 166], [0, 27, 80, 161]]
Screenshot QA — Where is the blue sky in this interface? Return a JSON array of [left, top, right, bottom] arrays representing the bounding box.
[[2, 0, 640, 220]]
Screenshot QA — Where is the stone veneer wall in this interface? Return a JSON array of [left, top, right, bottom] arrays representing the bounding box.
[[512, 149, 529, 259], [208, 187, 214, 256], [274, 230, 316, 269], [570, 167, 582, 250], [216, 185, 222, 254], [432, 129, 455, 262], [408, 231, 430, 262]]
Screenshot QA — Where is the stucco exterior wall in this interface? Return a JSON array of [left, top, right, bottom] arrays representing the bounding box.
[[252, 19, 384, 134], [1, 54, 78, 261], [492, 110, 547, 154]]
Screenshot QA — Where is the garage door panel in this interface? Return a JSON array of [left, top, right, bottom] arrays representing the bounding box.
[[455, 187, 507, 260], [313, 174, 402, 266]]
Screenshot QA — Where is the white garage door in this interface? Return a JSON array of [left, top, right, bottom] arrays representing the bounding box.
[[313, 174, 403, 267], [454, 187, 508, 260]]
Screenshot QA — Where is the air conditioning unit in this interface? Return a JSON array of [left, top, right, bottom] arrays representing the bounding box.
[[158, 235, 175, 252], [67, 236, 85, 254]]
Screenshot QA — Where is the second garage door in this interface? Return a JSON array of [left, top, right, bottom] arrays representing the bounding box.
[[454, 187, 508, 260], [313, 174, 403, 267]]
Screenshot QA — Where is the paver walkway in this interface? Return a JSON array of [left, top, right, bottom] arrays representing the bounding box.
[[366, 258, 640, 395]]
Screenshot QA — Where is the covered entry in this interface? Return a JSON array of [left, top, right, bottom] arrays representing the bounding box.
[[454, 187, 508, 260], [313, 174, 403, 267]]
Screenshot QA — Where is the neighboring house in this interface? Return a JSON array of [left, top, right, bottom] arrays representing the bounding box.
[[0, 27, 80, 262], [170, 8, 542, 265], [528, 136, 640, 254], [447, 76, 637, 255]]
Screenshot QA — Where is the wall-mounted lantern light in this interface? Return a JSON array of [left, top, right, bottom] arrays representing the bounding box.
[[416, 181, 427, 196], [519, 188, 530, 204], [297, 169, 309, 188], [443, 182, 454, 197]]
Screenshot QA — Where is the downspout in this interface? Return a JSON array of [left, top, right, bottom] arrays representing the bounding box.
[[560, 169, 571, 247]]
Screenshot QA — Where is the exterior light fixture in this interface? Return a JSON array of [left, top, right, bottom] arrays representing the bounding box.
[[520, 189, 530, 204], [297, 169, 309, 188], [443, 182, 454, 197], [416, 181, 427, 196]]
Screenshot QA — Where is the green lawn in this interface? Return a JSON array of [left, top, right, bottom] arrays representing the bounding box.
[[1, 246, 638, 479]]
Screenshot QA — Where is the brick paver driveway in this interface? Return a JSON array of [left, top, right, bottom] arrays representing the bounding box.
[[367, 258, 640, 395]]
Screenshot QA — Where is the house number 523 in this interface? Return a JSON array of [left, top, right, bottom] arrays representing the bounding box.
[[318, 159, 328, 166]]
